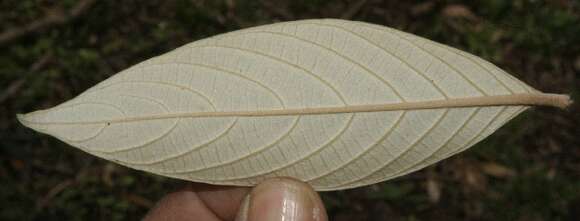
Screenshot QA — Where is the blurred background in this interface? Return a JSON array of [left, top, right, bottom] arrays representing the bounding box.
[[1, 0, 579, 220]]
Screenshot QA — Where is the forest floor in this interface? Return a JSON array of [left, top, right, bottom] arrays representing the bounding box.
[[1, 0, 579, 220]]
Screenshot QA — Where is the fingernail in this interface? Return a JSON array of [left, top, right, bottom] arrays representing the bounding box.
[[246, 178, 327, 221], [235, 193, 251, 221]]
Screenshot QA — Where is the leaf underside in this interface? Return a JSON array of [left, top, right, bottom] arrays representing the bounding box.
[[19, 19, 561, 191]]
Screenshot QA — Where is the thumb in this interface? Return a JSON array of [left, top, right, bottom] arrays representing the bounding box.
[[235, 177, 328, 221]]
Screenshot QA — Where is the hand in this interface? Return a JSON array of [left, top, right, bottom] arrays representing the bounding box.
[[143, 177, 328, 221]]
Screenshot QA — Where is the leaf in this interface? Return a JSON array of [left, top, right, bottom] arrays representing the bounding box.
[[17, 19, 571, 191]]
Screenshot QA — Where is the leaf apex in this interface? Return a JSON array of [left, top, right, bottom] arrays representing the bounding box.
[[16, 113, 30, 128]]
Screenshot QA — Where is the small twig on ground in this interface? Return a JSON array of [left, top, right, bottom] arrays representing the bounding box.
[[0, 52, 53, 104], [425, 168, 441, 203], [123, 193, 155, 208], [30, 51, 54, 72], [341, 0, 368, 19], [0, 80, 25, 104], [261, 0, 295, 20], [0, 0, 96, 46], [35, 179, 75, 210]]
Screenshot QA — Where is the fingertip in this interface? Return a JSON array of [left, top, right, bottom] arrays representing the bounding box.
[[238, 177, 327, 221], [143, 190, 221, 221]]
